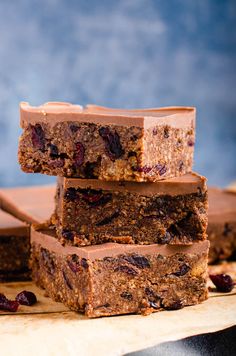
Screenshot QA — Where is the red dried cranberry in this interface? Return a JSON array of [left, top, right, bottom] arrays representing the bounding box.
[[64, 188, 77, 201], [16, 291, 37, 306], [79, 188, 112, 207], [173, 263, 190, 276], [84, 162, 97, 179], [74, 142, 85, 167], [81, 258, 89, 269], [62, 230, 74, 241], [0, 293, 7, 303], [130, 134, 138, 141], [70, 124, 79, 133], [155, 164, 167, 176], [0, 293, 19, 312], [164, 126, 169, 138], [114, 265, 138, 276], [67, 254, 80, 273], [41, 248, 55, 275], [187, 139, 194, 147], [210, 274, 235, 293], [138, 165, 152, 174], [48, 144, 59, 157], [153, 128, 158, 136], [124, 255, 150, 269], [62, 271, 73, 290], [31, 124, 45, 151], [179, 160, 184, 172], [96, 210, 119, 226], [158, 232, 172, 244], [99, 127, 124, 160]]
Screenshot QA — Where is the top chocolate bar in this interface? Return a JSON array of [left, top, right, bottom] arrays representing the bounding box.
[[18, 102, 196, 182]]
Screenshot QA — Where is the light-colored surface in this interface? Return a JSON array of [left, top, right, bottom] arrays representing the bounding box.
[[0, 277, 236, 356], [0, 185, 55, 224], [62, 172, 206, 197], [20, 101, 195, 129]]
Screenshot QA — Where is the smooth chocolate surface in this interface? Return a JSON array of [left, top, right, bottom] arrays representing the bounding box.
[[60, 172, 206, 197], [31, 228, 210, 261], [0, 185, 55, 224], [20, 102, 196, 129]]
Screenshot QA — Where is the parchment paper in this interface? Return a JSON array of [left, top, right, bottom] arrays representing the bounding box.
[[0, 270, 236, 356]]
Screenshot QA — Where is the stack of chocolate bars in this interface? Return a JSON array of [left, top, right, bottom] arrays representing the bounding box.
[[18, 102, 209, 318]]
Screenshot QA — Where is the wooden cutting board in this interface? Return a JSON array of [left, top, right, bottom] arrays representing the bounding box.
[[1, 267, 236, 356]]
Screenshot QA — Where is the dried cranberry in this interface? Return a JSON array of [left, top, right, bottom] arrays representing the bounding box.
[[84, 162, 97, 179], [120, 291, 133, 301], [130, 134, 138, 141], [62, 230, 74, 241], [0, 300, 19, 312], [173, 263, 190, 276], [79, 188, 111, 206], [67, 260, 79, 273], [74, 142, 85, 167], [31, 124, 45, 151], [48, 144, 59, 157], [139, 165, 152, 174], [16, 291, 37, 306], [99, 127, 124, 160], [64, 188, 77, 201], [96, 210, 119, 226], [0, 294, 19, 312], [41, 248, 55, 275], [164, 126, 169, 138], [187, 139, 194, 147], [124, 255, 150, 269], [0, 294, 7, 303], [114, 265, 138, 276], [155, 164, 167, 176], [153, 128, 158, 136], [67, 254, 80, 273], [70, 124, 79, 133], [179, 160, 184, 172], [210, 274, 235, 293], [158, 232, 172, 244], [81, 258, 89, 269], [62, 271, 73, 290]]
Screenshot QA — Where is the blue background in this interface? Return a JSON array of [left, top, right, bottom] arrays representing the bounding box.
[[0, 0, 235, 187]]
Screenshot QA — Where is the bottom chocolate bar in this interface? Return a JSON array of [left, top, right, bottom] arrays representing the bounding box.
[[0, 210, 30, 281], [31, 228, 209, 318]]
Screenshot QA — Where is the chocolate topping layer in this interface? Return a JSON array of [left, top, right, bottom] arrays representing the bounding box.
[[0, 210, 28, 236], [59, 172, 206, 197], [31, 228, 210, 261], [0, 185, 55, 224], [209, 188, 236, 222], [20, 102, 196, 129]]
